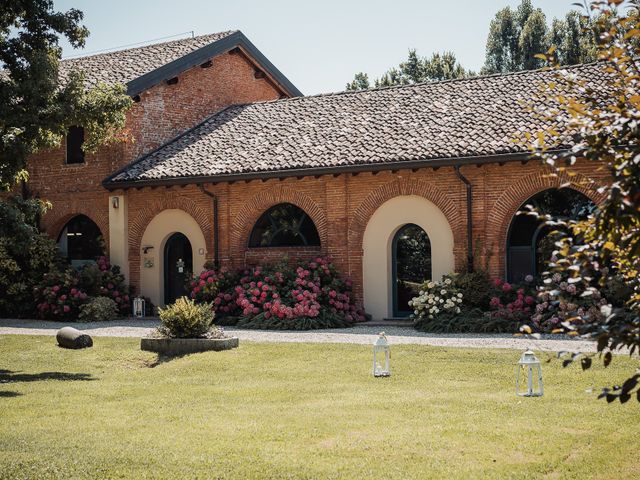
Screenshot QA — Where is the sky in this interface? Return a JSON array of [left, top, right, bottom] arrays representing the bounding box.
[[55, 0, 584, 95]]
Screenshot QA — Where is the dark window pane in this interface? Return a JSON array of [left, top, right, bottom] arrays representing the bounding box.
[[249, 203, 320, 247], [57, 215, 104, 266], [393, 223, 431, 316], [66, 126, 85, 164], [507, 188, 595, 280]]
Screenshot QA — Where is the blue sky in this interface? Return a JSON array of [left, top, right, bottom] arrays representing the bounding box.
[[55, 0, 583, 95]]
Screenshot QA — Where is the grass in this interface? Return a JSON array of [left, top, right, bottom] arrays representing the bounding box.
[[0, 335, 638, 479]]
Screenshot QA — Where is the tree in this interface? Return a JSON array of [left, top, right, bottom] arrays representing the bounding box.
[[482, 0, 598, 74], [0, 0, 132, 190], [345, 72, 370, 91], [0, 197, 63, 317], [346, 0, 599, 90], [524, 0, 640, 404], [346, 50, 471, 90]]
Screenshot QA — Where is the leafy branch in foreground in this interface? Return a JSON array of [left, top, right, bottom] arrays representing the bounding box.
[[0, 0, 132, 190], [523, 0, 640, 404]]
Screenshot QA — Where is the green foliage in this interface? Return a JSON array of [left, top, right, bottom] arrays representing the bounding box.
[[527, 0, 640, 403], [413, 308, 519, 333], [78, 296, 118, 322], [346, 50, 472, 90], [482, 0, 597, 74], [157, 297, 215, 339], [452, 270, 494, 310], [345, 72, 370, 91], [0, 197, 63, 317], [0, 0, 132, 189], [235, 310, 353, 330]]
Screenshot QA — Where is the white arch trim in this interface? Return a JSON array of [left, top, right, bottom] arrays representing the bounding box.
[[362, 195, 455, 320], [139, 209, 207, 307]]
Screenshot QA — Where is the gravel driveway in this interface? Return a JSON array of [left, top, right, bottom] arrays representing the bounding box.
[[0, 318, 602, 353]]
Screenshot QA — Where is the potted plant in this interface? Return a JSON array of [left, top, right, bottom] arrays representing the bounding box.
[[140, 297, 238, 355]]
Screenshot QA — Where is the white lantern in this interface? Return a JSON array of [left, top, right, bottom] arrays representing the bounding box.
[[133, 297, 146, 318], [373, 332, 391, 377], [516, 350, 543, 397]]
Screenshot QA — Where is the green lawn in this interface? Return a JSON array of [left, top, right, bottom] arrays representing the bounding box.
[[0, 335, 638, 479]]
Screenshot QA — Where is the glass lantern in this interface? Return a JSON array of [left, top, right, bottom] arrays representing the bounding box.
[[516, 350, 543, 397], [373, 332, 391, 377], [133, 297, 146, 318]]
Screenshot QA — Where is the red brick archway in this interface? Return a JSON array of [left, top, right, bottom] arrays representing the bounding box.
[[486, 168, 606, 277], [43, 203, 109, 250], [347, 178, 463, 299], [229, 185, 328, 259], [128, 193, 212, 287], [348, 177, 463, 251]]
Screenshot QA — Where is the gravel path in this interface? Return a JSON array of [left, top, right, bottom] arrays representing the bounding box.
[[0, 318, 601, 353]]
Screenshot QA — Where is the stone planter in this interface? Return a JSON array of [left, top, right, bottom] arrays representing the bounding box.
[[140, 337, 239, 356]]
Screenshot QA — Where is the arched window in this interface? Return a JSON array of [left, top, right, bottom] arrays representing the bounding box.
[[57, 215, 104, 267], [506, 188, 595, 282], [249, 203, 320, 247]]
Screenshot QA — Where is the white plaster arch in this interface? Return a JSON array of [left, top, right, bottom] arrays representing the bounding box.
[[363, 195, 455, 320], [139, 209, 207, 307]]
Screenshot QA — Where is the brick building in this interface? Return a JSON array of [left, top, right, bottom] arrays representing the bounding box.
[[27, 31, 608, 320]]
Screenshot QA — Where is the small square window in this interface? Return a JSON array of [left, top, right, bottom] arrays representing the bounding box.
[[66, 126, 85, 164]]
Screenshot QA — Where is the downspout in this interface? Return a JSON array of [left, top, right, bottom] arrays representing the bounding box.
[[198, 184, 219, 269], [454, 165, 474, 273]]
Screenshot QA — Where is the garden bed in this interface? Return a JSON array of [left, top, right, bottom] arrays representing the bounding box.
[[140, 336, 238, 355]]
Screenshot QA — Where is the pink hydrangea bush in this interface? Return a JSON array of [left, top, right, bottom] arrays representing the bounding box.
[[190, 266, 242, 319], [34, 256, 131, 321], [189, 257, 365, 329], [93, 256, 131, 315], [486, 277, 537, 327], [35, 270, 88, 320], [528, 271, 610, 333]]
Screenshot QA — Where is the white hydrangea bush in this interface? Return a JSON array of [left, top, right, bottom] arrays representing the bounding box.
[[409, 275, 463, 321]]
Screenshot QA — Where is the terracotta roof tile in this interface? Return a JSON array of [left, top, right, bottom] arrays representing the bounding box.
[[59, 31, 236, 88], [106, 62, 611, 184]]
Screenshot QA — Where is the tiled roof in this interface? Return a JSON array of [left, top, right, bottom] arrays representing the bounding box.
[[106, 62, 611, 186], [59, 31, 237, 89]]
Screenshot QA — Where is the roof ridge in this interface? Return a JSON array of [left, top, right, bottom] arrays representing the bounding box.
[[231, 60, 607, 107], [62, 30, 238, 62]]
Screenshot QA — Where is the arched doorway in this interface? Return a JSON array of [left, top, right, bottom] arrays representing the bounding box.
[[164, 233, 193, 305], [506, 188, 595, 282], [57, 215, 104, 268], [362, 195, 454, 320], [392, 224, 431, 317]]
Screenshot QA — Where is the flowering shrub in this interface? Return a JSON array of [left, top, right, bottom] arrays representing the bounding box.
[[487, 277, 537, 326], [35, 269, 88, 320], [189, 257, 365, 330], [410, 276, 463, 321], [190, 266, 241, 318], [92, 256, 131, 315], [34, 256, 131, 321], [528, 271, 609, 333]]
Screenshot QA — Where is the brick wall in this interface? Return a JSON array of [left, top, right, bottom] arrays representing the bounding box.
[[120, 158, 609, 303], [28, 50, 283, 242]]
